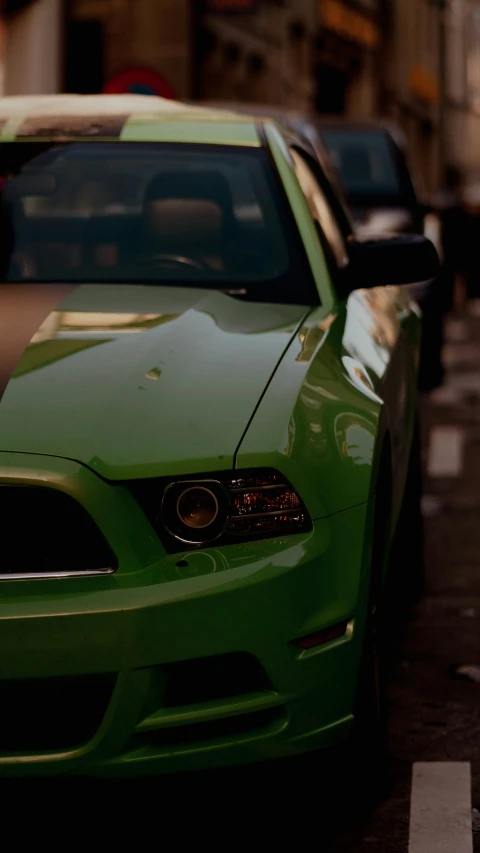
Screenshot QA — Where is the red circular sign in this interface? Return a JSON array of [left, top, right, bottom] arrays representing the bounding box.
[[103, 68, 176, 99]]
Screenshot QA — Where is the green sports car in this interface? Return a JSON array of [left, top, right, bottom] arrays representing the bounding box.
[[0, 95, 437, 778]]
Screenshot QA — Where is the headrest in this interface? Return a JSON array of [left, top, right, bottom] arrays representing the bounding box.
[[143, 171, 233, 213], [146, 198, 223, 251]]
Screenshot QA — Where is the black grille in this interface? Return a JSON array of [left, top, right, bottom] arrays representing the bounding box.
[[0, 674, 116, 753], [0, 486, 117, 576], [164, 652, 272, 707]]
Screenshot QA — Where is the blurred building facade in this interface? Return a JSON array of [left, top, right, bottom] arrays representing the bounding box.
[[64, 0, 193, 98], [0, 0, 478, 190], [196, 0, 386, 117], [444, 0, 480, 182], [197, 0, 317, 110], [380, 0, 443, 192]]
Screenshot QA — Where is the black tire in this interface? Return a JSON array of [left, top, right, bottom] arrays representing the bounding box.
[[417, 284, 445, 392], [347, 590, 390, 796], [388, 415, 425, 615]]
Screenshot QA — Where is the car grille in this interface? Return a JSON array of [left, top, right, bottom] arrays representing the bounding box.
[[0, 485, 117, 578], [0, 674, 116, 753], [129, 653, 283, 754], [131, 707, 285, 752], [164, 652, 272, 707]]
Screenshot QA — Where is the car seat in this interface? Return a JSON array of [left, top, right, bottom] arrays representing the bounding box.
[[140, 171, 239, 272]]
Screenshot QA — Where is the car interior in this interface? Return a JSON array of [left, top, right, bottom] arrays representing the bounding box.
[[0, 147, 292, 286]]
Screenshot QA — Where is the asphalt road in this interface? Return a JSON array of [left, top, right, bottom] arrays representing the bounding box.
[[5, 302, 480, 850]]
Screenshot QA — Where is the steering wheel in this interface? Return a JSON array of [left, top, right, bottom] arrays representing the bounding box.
[[136, 253, 208, 271]]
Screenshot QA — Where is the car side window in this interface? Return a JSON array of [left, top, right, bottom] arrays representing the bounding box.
[[290, 147, 349, 277]]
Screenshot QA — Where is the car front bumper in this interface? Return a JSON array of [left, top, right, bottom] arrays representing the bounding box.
[[0, 452, 374, 777]]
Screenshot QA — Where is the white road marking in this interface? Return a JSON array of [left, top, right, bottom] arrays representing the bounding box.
[[445, 319, 468, 343], [409, 762, 473, 853], [421, 494, 443, 517], [468, 299, 480, 318], [428, 426, 464, 477], [443, 342, 480, 368], [452, 371, 480, 393], [429, 385, 463, 407], [442, 341, 480, 369]]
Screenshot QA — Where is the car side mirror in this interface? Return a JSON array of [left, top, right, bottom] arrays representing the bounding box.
[[341, 233, 440, 295]]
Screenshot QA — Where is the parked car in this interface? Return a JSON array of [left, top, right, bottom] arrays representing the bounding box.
[[316, 120, 423, 232], [0, 95, 438, 782], [317, 119, 445, 390]]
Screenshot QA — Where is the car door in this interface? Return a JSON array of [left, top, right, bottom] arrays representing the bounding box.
[[287, 143, 419, 508]]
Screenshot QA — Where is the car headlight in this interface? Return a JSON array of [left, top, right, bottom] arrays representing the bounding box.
[[177, 486, 219, 529], [162, 480, 230, 544], [130, 469, 311, 551]]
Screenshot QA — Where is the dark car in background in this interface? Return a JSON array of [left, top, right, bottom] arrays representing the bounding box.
[[316, 121, 424, 235]]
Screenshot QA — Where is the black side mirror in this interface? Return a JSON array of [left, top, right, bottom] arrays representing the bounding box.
[[342, 233, 440, 295]]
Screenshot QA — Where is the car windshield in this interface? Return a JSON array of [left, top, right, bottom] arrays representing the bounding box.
[[0, 141, 316, 305], [319, 129, 411, 207]]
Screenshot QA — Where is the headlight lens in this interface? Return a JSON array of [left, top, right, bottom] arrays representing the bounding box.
[[177, 486, 219, 530], [157, 470, 311, 549], [162, 480, 229, 544]]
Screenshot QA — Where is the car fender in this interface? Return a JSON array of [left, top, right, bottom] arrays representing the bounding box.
[[235, 290, 420, 525]]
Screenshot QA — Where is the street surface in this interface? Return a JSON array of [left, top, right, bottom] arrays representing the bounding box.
[[5, 300, 480, 852]]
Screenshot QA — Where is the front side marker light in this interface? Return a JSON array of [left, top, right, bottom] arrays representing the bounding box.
[[294, 620, 353, 650]]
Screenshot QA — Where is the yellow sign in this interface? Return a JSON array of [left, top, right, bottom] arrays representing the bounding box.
[[321, 0, 380, 50], [409, 64, 439, 104]]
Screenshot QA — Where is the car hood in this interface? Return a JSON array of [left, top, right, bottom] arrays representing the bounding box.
[[0, 284, 308, 479]]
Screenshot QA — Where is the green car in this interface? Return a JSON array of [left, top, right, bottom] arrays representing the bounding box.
[[0, 96, 437, 778]]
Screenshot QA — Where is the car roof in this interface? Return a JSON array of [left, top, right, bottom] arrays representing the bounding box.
[[197, 100, 325, 138], [0, 94, 262, 146], [315, 116, 407, 150], [197, 100, 304, 120]]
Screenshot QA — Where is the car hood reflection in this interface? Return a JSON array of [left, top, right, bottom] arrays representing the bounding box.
[[0, 284, 308, 479]]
